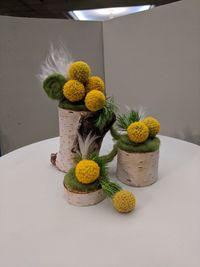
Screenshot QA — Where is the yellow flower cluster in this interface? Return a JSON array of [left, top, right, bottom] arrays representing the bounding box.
[[75, 160, 100, 184], [63, 80, 85, 102], [85, 76, 105, 93], [112, 190, 136, 213], [142, 116, 160, 137], [127, 121, 149, 143], [85, 90, 106, 112], [68, 61, 91, 84], [62, 61, 106, 111]]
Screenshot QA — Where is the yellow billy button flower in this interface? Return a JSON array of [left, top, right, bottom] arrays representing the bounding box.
[[127, 121, 149, 143], [112, 190, 136, 213], [63, 80, 85, 102], [142, 116, 160, 137], [85, 90, 106, 112], [68, 61, 91, 84], [75, 160, 100, 184], [85, 76, 105, 93]]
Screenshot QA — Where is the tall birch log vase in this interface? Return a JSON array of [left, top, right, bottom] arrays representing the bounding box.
[[116, 149, 159, 187], [54, 107, 90, 173]]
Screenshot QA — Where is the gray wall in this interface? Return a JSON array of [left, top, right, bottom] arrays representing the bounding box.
[[103, 0, 200, 144], [1, 0, 200, 154], [0, 16, 104, 154]]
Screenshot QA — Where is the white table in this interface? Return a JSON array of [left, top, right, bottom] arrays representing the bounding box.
[[0, 134, 200, 267]]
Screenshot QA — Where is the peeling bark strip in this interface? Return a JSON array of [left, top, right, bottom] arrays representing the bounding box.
[[55, 108, 90, 172], [63, 186, 106, 206], [117, 149, 159, 187]]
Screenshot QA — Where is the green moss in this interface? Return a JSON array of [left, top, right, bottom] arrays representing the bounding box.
[[110, 126, 122, 140], [43, 73, 66, 100], [59, 99, 88, 111], [64, 168, 101, 193], [99, 143, 118, 163], [118, 135, 160, 153]]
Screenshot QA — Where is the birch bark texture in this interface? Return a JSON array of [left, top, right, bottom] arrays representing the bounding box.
[[64, 187, 106, 206], [117, 149, 159, 187], [55, 108, 90, 172]]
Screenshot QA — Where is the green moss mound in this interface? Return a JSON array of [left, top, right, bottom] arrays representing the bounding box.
[[118, 135, 160, 153], [59, 99, 88, 111], [43, 73, 66, 100], [64, 168, 101, 193]]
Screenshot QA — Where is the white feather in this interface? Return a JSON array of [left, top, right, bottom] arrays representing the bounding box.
[[37, 43, 73, 83], [138, 106, 146, 119], [78, 132, 99, 159]]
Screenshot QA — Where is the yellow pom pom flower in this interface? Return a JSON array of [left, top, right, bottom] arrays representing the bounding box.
[[127, 121, 149, 143], [75, 160, 100, 184], [112, 190, 136, 213], [63, 80, 85, 102], [142, 116, 160, 137], [85, 76, 105, 93], [85, 90, 106, 112], [68, 61, 91, 84]]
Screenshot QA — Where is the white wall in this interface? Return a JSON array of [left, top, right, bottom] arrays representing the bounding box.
[[103, 0, 200, 144], [0, 16, 104, 154]]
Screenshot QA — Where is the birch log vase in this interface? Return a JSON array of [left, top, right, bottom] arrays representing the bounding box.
[[55, 107, 90, 172], [117, 149, 159, 187]]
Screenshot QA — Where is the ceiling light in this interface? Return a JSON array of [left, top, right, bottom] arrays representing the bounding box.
[[69, 6, 152, 21], [95, 7, 127, 15]]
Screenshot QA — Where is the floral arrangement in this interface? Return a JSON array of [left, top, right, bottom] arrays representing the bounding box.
[[42, 59, 109, 114], [111, 110, 161, 187], [42, 58, 117, 150], [39, 46, 161, 212], [63, 133, 136, 213], [39, 46, 116, 172], [111, 110, 161, 152]]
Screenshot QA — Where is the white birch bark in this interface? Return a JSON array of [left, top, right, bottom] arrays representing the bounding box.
[[55, 107, 90, 172], [117, 149, 159, 187], [64, 187, 106, 206]]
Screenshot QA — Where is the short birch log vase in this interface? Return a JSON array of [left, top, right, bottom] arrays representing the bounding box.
[[63, 185, 106, 206], [63, 168, 106, 206], [117, 149, 159, 187], [111, 127, 160, 187]]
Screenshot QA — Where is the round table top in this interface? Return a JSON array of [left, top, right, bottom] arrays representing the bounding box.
[[0, 134, 200, 267]]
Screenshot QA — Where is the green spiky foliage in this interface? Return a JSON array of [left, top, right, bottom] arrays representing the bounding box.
[[59, 98, 87, 111], [118, 135, 160, 153], [99, 179, 121, 198], [117, 110, 140, 130], [43, 73, 66, 100], [64, 168, 101, 193], [95, 98, 117, 131]]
